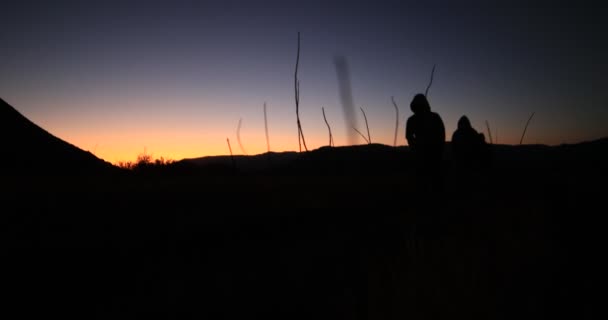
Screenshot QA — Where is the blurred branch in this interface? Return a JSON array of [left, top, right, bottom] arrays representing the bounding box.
[[237, 118, 247, 155], [264, 102, 270, 152]]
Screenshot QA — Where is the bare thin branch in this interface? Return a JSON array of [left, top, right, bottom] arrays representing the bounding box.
[[353, 127, 370, 144], [237, 118, 247, 155], [322, 107, 334, 147], [520, 112, 535, 145], [425, 64, 436, 97], [391, 96, 399, 146], [360, 107, 371, 144]]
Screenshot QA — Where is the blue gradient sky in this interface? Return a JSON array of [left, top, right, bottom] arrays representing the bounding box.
[[1, 1, 606, 163]]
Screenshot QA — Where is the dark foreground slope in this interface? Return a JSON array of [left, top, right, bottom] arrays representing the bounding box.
[[0, 97, 115, 175], [2, 100, 605, 319]]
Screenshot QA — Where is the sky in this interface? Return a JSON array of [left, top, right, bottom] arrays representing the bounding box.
[[1, 0, 607, 163]]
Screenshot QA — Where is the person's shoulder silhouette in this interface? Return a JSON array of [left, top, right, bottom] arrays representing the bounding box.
[[406, 93, 445, 152], [405, 94, 446, 195], [451, 115, 490, 169]]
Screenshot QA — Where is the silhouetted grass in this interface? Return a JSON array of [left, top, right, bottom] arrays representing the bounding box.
[[294, 31, 308, 152], [322, 106, 334, 147]]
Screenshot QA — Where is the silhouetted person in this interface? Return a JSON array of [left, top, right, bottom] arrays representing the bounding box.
[[451, 115, 490, 170], [406, 94, 445, 194]]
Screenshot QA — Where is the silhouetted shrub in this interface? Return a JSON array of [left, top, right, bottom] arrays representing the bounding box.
[[117, 153, 174, 173]]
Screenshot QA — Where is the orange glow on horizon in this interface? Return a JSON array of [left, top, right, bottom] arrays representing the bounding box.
[[58, 124, 540, 165], [69, 127, 602, 165], [14, 97, 606, 165]]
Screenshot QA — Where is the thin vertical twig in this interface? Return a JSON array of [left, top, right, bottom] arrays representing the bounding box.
[[485, 120, 493, 144], [391, 96, 399, 146], [360, 107, 371, 144], [322, 107, 334, 147], [425, 64, 436, 97], [294, 31, 308, 152], [353, 127, 370, 144], [264, 102, 270, 153], [520, 112, 535, 145], [237, 118, 247, 155]]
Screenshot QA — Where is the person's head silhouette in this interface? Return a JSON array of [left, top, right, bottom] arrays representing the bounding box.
[[410, 94, 430, 114], [457, 115, 472, 130]]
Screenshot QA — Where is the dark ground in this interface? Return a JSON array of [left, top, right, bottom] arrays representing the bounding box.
[[2, 141, 605, 319]]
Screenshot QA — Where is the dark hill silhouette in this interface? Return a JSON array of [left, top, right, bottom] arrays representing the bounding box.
[[0, 97, 116, 175], [179, 150, 299, 174], [179, 138, 607, 176], [179, 144, 413, 175]]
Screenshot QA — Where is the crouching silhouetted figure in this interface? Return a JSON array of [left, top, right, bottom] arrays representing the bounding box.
[[406, 94, 446, 196], [451, 115, 491, 171]]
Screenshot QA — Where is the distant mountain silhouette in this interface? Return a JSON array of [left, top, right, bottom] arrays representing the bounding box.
[[180, 138, 607, 176], [180, 144, 413, 175], [0, 97, 115, 175], [180, 150, 299, 174]]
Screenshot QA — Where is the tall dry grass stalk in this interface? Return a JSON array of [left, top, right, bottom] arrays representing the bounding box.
[[360, 107, 371, 144], [353, 127, 370, 144], [485, 120, 493, 144], [322, 107, 334, 147], [294, 32, 308, 152], [520, 112, 535, 145]]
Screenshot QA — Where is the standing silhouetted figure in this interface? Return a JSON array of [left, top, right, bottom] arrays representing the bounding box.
[[451, 115, 490, 170], [406, 94, 445, 194]]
